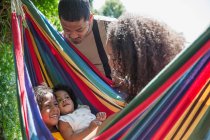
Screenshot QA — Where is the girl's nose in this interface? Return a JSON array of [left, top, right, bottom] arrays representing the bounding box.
[[62, 98, 67, 103]]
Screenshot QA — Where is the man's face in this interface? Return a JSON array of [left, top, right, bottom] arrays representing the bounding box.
[[60, 16, 92, 44]]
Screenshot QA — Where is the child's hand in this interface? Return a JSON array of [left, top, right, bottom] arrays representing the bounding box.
[[89, 120, 101, 130], [96, 112, 107, 122]]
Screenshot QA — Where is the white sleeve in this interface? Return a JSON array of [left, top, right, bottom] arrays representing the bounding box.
[[59, 114, 76, 131]]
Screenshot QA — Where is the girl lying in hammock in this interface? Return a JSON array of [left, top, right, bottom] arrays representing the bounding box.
[[34, 83, 64, 140], [53, 84, 107, 140], [34, 83, 110, 140]]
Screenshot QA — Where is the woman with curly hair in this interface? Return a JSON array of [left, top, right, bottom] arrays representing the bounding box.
[[106, 13, 186, 103]]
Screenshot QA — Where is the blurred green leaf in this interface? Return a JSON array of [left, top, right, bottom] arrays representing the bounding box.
[[0, 1, 22, 138], [100, 0, 125, 18]]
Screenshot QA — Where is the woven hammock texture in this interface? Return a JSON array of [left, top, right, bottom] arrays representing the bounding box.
[[12, 0, 210, 139]]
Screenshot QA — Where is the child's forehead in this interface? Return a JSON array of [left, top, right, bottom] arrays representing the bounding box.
[[43, 93, 55, 100], [55, 90, 69, 96]]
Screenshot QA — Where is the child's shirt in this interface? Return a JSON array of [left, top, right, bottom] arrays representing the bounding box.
[[59, 105, 96, 133]]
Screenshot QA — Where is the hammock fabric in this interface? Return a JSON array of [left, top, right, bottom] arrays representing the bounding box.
[[12, 0, 210, 139]]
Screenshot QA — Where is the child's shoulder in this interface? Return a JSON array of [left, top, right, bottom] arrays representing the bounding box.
[[78, 104, 90, 110], [74, 105, 93, 115]]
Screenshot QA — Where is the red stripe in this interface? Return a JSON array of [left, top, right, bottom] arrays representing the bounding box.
[[12, 12, 29, 139], [95, 41, 210, 139], [24, 11, 114, 116], [25, 29, 44, 84], [152, 61, 210, 139], [57, 55, 114, 116]]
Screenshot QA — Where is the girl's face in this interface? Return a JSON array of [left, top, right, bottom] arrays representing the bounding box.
[[40, 93, 60, 130], [106, 40, 122, 86], [106, 40, 128, 95], [106, 40, 114, 68], [106, 40, 115, 78], [54, 90, 74, 115]]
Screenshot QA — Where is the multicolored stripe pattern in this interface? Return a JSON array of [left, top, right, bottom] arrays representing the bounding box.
[[95, 29, 210, 139], [12, 0, 210, 139], [12, 0, 125, 139]]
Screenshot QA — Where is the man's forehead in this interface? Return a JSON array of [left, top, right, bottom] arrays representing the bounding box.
[[61, 18, 88, 29], [60, 17, 87, 24]]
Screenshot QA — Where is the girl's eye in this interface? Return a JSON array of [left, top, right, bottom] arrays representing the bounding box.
[[43, 104, 51, 109], [57, 99, 62, 103], [65, 96, 70, 99]]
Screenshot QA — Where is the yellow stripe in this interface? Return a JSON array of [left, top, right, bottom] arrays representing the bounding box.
[[165, 79, 210, 139], [24, 6, 83, 76], [24, 6, 126, 110], [27, 29, 53, 87], [24, 6, 82, 86], [69, 64, 125, 111], [182, 83, 210, 139], [165, 98, 194, 139]]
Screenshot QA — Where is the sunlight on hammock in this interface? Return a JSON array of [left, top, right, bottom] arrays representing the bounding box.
[[12, 0, 210, 139]]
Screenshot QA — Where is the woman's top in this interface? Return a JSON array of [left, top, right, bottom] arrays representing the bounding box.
[[59, 105, 96, 133]]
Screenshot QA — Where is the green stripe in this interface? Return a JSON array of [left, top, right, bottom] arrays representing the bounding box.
[[189, 108, 210, 140], [100, 26, 210, 133]]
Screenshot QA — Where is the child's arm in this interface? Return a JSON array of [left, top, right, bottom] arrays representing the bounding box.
[[58, 120, 100, 140], [96, 112, 107, 122]]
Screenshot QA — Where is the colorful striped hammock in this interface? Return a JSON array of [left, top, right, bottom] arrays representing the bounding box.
[[12, 0, 210, 139]]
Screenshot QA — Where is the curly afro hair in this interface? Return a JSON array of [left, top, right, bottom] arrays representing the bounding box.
[[107, 13, 185, 102]]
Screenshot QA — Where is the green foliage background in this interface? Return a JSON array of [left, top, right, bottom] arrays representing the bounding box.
[[0, 0, 125, 139], [101, 0, 125, 18], [32, 0, 62, 31], [0, 0, 22, 139]]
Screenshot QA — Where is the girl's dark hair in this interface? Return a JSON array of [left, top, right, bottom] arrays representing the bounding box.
[[53, 84, 78, 109], [58, 0, 90, 21]]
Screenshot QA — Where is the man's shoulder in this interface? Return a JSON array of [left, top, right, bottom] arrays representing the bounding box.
[[94, 15, 117, 22], [93, 15, 117, 31]]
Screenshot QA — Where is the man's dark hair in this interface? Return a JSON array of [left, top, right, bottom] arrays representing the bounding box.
[[58, 0, 90, 21], [53, 84, 78, 109]]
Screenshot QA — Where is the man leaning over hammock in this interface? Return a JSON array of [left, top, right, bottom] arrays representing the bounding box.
[[58, 0, 116, 79]]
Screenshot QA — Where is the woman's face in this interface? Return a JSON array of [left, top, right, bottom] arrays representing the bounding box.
[[106, 40, 129, 97], [106, 40, 115, 70], [106, 40, 124, 88]]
